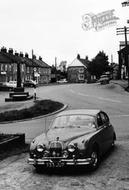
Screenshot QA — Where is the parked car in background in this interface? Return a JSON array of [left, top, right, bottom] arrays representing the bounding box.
[[57, 78, 67, 84], [6, 81, 17, 88], [23, 80, 37, 87], [98, 74, 110, 85], [28, 109, 116, 171]]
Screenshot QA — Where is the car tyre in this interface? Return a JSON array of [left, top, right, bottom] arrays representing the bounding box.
[[34, 165, 42, 172], [90, 149, 100, 171]]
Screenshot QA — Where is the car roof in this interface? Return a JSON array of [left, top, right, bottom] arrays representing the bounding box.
[[57, 109, 101, 117]]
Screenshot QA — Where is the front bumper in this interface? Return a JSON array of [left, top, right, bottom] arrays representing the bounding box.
[[28, 157, 92, 167]]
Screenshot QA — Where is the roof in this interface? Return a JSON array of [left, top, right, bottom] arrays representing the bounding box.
[[1, 52, 25, 64], [118, 45, 129, 54], [57, 109, 101, 117], [0, 52, 12, 63], [68, 58, 87, 68], [68, 55, 90, 68], [0, 49, 51, 68], [33, 59, 51, 68]]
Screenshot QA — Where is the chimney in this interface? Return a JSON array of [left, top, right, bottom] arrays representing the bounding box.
[[39, 56, 42, 61], [20, 52, 24, 57], [85, 56, 88, 60], [15, 51, 19, 56], [33, 55, 36, 59], [8, 48, 13, 54], [77, 54, 80, 59], [25, 53, 29, 58], [1, 47, 7, 53]]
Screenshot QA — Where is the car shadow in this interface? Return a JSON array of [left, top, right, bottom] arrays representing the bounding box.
[[33, 144, 118, 176]]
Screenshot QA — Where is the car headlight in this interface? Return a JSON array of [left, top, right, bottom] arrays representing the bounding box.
[[68, 143, 76, 152], [37, 145, 44, 152], [62, 150, 69, 158]]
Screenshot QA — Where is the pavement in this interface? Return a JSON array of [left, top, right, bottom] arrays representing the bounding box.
[[0, 80, 128, 114], [111, 79, 128, 89]]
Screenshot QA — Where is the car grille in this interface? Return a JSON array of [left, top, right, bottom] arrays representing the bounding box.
[[49, 141, 63, 157]]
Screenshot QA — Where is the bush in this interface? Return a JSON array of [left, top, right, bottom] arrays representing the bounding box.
[[0, 99, 63, 122]]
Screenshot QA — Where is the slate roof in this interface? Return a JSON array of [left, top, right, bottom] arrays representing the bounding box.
[[33, 58, 51, 68], [0, 48, 51, 68], [0, 52, 12, 63], [68, 55, 90, 68], [68, 58, 87, 68], [118, 45, 129, 54]]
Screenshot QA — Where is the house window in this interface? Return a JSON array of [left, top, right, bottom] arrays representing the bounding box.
[[27, 67, 29, 73], [78, 74, 84, 80], [9, 64, 12, 71], [1, 64, 4, 71], [79, 68, 84, 73], [5, 64, 8, 71], [21, 64, 24, 72]]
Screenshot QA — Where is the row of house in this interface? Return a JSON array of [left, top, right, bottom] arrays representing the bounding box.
[[0, 47, 51, 84]]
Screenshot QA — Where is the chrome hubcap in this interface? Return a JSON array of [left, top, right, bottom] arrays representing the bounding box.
[[91, 151, 98, 166]]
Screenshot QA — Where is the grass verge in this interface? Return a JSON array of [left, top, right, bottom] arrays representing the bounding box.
[[0, 99, 64, 122]]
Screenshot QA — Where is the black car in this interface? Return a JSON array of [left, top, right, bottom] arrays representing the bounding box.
[[23, 80, 36, 87], [28, 109, 116, 171]]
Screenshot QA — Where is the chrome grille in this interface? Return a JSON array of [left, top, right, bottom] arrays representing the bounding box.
[[49, 141, 63, 157], [50, 141, 63, 149]]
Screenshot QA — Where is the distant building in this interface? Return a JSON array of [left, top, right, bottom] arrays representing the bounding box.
[[67, 54, 90, 83], [118, 45, 129, 79], [0, 47, 51, 84]]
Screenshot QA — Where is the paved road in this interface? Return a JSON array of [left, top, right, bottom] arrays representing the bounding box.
[[0, 83, 129, 142], [0, 82, 129, 190]]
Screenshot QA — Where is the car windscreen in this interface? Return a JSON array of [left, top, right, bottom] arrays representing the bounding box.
[[51, 114, 95, 129]]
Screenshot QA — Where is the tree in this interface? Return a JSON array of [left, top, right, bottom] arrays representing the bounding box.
[[88, 51, 110, 78]]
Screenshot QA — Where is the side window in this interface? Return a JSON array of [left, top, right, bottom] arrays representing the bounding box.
[[100, 112, 109, 124], [97, 113, 103, 127]]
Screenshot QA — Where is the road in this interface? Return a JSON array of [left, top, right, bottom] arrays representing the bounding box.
[[0, 82, 129, 190]]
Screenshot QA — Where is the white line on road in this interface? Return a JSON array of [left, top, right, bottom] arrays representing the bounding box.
[[70, 89, 122, 103]]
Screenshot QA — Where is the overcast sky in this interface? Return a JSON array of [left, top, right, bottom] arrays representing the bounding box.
[[0, 0, 128, 66]]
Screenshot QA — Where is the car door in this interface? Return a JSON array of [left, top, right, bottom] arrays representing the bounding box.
[[100, 112, 114, 149], [96, 112, 108, 154]]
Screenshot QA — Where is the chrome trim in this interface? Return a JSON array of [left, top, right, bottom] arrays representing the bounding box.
[[28, 157, 92, 166]]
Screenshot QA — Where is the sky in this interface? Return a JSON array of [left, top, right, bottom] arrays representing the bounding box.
[[0, 0, 129, 66]]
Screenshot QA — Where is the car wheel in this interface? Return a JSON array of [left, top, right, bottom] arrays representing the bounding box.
[[90, 149, 100, 170], [34, 165, 42, 172]]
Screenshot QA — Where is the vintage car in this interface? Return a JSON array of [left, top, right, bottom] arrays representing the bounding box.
[[23, 80, 37, 87], [98, 74, 110, 85], [28, 109, 116, 170]]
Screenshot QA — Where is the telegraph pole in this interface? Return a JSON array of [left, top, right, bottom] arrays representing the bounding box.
[[116, 26, 129, 87]]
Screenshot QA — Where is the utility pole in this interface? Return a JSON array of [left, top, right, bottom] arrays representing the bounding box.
[[116, 26, 129, 86]]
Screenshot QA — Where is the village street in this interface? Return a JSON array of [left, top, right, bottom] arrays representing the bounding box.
[[0, 82, 129, 189]]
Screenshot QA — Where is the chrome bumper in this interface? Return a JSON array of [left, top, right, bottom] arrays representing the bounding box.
[[28, 157, 92, 167]]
